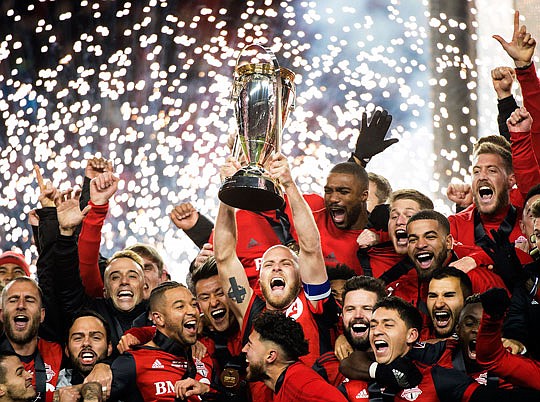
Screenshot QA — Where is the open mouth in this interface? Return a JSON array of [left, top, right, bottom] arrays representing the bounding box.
[[270, 277, 285, 291], [468, 339, 477, 359], [117, 290, 134, 300], [13, 315, 29, 330], [433, 310, 451, 327], [416, 252, 434, 269], [210, 308, 227, 321], [395, 229, 408, 246], [79, 350, 97, 365], [330, 207, 346, 224], [373, 340, 389, 354], [351, 322, 368, 335], [184, 320, 197, 332], [478, 186, 494, 202]]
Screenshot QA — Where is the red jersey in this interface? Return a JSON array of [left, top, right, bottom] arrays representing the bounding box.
[[477, 312, 540, 391], [273, 362, 347, 402], [387, 251, 508, 341], [516, 62, 540, 167], [110, 345, 215, 401], [242, 290, 337, 368], [449, 205, 532, 268], [313, 351, 370, 401], [361, 242, 406, 279], [312, 209, 364, 275], [208, 194, 325, 295], [26, 339, 63, 402], [78, 201, 108, 298]]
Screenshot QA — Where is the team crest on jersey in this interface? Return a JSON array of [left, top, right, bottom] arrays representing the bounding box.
[[255, 257, 263, 271], [45, 363, 55, 383], [285, 297, 303, 320], [475, 372, 488, 386], [400, 386, 422, 401], [45, 363, 56, 392], [171, 360, 187, 369], [194, 358, 208, 378]]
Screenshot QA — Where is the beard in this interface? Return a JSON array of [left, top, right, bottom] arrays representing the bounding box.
[[165, 317, 197, 346], [70, 347, 109, 375], [473, 190, 509, 216], [260, 282, 300, 311], [246, 360, 270, 383], [344, 319, 370, 351], [416, 248, 449, 281], [4, 315, 40, 345]]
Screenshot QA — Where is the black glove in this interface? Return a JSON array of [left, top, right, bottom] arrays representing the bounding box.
[[351, 109, 396, 166], [375, 356, 422, 389], [481, 228, 523, 290], [479, 288, 510, 319]]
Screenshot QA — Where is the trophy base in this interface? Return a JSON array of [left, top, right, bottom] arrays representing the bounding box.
[[219, 168, 285, 212]]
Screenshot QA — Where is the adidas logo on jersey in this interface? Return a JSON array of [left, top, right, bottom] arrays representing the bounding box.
[[152, 359, 164, 369], [356, 388, 369, 399], [247, 238, 259, 248]]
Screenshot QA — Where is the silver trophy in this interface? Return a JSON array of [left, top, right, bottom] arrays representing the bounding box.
[[219, 44, 296, 211]]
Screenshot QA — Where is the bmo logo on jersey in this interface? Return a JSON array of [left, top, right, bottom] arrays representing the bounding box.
[[154, 381, 175, 395]]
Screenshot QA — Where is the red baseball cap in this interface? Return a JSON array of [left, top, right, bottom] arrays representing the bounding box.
[[0, 251, 30, 276]]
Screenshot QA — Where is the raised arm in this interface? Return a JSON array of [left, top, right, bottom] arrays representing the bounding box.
[[78, 171, 119, 297], [268, 153, 326, 286], [213, 158, 253, 326]]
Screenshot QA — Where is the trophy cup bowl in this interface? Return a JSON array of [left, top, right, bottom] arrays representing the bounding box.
[[219, 47, 295, 212]]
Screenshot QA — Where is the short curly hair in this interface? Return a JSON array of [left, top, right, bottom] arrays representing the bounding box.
[[253, 311, 309, 361]]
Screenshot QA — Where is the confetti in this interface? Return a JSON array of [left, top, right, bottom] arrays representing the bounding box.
[[1, 0, 495, 281]]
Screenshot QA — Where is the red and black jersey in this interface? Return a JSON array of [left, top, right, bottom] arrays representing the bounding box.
[[312, 351, 345, 387], [313, 351, 370, 401], [0, 336, 62, 402], [311, 209, 365, 275], [274, 361, 347, 402], [477, 311, 540, 391], [359, 242, 406, 279], [449, 204, 532, 268], [208, 194, 325, 296], [110, 345, 214, 402], [242, 289, 338, 368]]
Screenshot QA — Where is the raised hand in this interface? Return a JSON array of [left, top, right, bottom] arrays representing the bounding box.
[[34, 164, 57, 207], [90, 172, 120, 205], [493, 11, 536, 68], [268, 153, 293, 189], [219, 156, 241, 182], [170, 202, 200, 231], [193, 243, 214, 270], [507, 107, 533, 133], [55, 189, 91, 236], [491, 66, 515, 99], [352, 109, 396, 165], [85, 156, 113, 179], [446, 182, 473, 209]]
